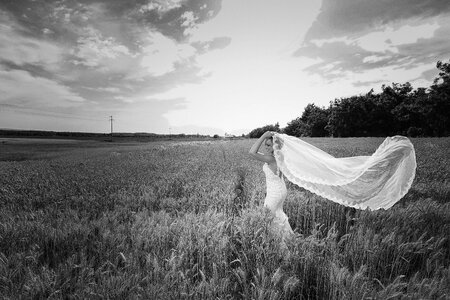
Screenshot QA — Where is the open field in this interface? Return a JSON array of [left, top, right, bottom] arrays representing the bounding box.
[[0, 137, 449, 299]]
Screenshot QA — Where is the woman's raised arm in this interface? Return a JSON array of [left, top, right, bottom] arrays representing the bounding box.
[[248, 131, 276, 163]]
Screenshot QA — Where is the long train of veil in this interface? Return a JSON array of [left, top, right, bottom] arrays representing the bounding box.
[[272, 133, 416, 210]]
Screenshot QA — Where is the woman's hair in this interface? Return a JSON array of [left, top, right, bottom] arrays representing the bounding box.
[[270, 135, 283, 150], [264, 137, 273, 148]]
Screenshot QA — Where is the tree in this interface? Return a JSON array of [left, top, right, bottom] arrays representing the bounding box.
[[379, 82, 414, 135], [300, 104, 330, 137], [282, 104, 330, 137], [248, 123, 281, 138], [283, 118, 308, 137], [427, 60, 450, 136], [327, 96, 372, 137], [391, 87, 426, 136]]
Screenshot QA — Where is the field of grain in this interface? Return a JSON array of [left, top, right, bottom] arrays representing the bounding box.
[[0, 137, 449, 299]]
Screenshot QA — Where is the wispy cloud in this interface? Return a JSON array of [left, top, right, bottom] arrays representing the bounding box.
[[0, 12, 63, 70], [296, 0, 450, 83], [0, 67, 86, 108], [304, 0, 450, 41], [353, 79, 385, 88], [191, 36, 231, 53]]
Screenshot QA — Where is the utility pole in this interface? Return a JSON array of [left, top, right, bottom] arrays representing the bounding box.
[[109, 115, 114, 142]]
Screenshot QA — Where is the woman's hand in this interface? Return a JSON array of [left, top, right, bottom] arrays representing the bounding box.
[[262, 131, 274, 138]]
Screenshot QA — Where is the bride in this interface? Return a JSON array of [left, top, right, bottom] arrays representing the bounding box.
[[249, 131, 294, 237], [249, 131, 416, 237]]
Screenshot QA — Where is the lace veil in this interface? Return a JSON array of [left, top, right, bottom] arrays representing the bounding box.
[[272, 133, 416, 210]]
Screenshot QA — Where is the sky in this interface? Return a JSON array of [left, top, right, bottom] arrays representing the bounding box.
[[1, 0, 449, 135]]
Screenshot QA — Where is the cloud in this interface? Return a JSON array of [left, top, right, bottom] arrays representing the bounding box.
[[0, 0, 235, 133], [356, 23, 439, 53], [421, 67, 440, 82], [0, 12, 63, 69], [353, 79, 385, 88], [0, 67, 86, 108], [71, 26, 132, 68], [191, 36, 231, 53], [395, 18, 450, 65], [295, 41, 397, 81], [295, 2, 450, 81], [180, 11, 198, 36], [83, 86, 122, 93], [138, 0, 184, 15], [0, 0, 223, 81], [117, 0, 223, 41], [67, 53, 207, 109], [137, 31, 196, 77], [304, 0, 450, 41]]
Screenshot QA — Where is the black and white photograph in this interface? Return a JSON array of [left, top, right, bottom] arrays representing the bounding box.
[[0, 0, 449, 298]]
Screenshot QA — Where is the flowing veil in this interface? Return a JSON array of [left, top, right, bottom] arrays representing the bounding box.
[[272, 133, 416, 210]]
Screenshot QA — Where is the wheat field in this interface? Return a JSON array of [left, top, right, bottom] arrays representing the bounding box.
[[0, 137, 449, 299]]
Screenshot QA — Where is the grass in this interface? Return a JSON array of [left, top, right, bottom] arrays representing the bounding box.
[[0, 137, 449, 299]]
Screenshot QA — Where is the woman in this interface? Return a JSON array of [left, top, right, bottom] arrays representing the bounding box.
[[249, 131, 294, 238], [249, 130, 416, 241], [250, 130, 416, 214]]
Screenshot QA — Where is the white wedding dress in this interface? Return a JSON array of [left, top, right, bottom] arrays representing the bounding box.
[[272, 134, 416, 210], [263, 163, 294, 237]]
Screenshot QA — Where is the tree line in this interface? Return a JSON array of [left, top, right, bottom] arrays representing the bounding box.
[[248, 60, 450, 138]]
